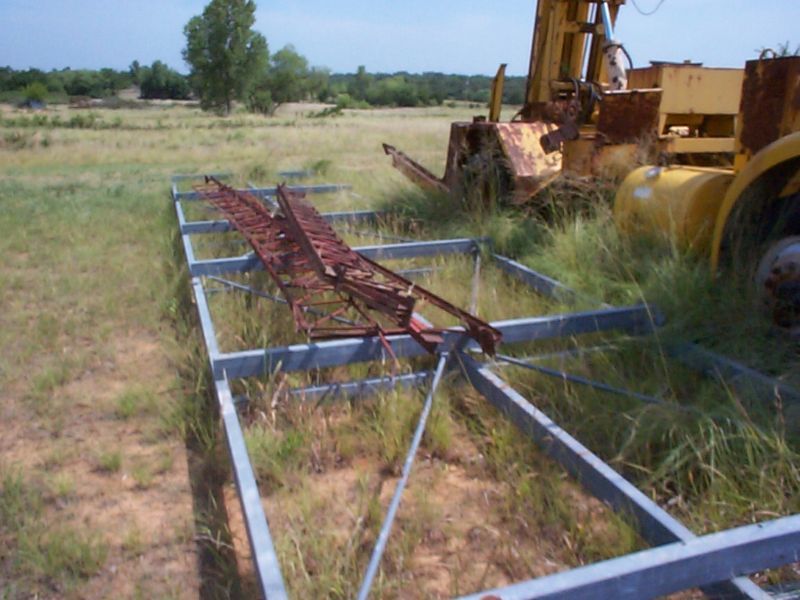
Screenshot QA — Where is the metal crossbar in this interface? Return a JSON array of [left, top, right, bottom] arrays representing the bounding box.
[[357, 352, 450, 600]]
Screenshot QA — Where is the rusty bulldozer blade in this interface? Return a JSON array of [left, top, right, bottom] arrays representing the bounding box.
[[384, 120, 562, 204]]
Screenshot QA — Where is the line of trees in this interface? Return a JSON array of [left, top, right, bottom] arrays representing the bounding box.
[[1, 0, 527, 111], [0, 67, 132, 102], [0, 62, 527, 110], [0, 62, 191, 103], [327, 69, 527, 108], [181, 0, 526, 114]]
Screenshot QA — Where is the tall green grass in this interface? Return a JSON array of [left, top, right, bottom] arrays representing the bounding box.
[[382, 178, 799, 541]]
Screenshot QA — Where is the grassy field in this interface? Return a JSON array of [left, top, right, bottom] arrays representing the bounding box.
[[1, 100, 798, 598]]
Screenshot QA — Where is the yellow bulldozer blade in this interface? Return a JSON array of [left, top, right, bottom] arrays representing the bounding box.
[[384, 121, 563, 204]]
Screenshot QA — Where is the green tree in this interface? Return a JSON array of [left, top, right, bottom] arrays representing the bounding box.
[[140, 61, 191, 100], [183, 0, 268, 114], [250, 45, 327, 114], [266, 45, 310, 107], [348, 65, 372, 101], [129, 60, 142, 85]]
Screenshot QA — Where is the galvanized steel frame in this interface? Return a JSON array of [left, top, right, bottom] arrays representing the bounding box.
[[172, 175, 797, 599]]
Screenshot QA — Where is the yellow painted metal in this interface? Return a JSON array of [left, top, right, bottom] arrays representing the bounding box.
[[615, 166, 734, 252], [710, 131, 800, 269], [525, 0, 624, 115], [489, 64, 507, 123], [629, 66, 743, 117], [660, 137, 736, 154], [627, 65, 743, 138]]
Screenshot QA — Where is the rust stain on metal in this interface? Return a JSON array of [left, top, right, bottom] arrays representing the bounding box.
[[384, 120, 562, 205], [382, 143, 449, 195], [597, 89, 662, 143], [493, 122, 562, 202], [192, 177, 502, 355], [740, 56, 800, 157]]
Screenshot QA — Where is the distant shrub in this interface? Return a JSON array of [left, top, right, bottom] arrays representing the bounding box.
[[1, 111, 123, 130], [333, 93, 368, 110], [308, 105, 342, 118], [67, 113, 98, 129], [247, 88, 274, 115], [22, 82, 48, 103], [139, 61, 190, 100], [1, 130, 37, 150]]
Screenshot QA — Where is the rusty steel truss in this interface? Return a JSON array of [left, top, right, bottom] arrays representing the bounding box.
[[191, 177, 501, 356]]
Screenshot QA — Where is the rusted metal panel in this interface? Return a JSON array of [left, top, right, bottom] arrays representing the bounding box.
[[192, 178, 501, 356], [441, 121, 562, 202], [385, 121, 562, 203], [739, 56, 800, 158], [597, 90, 662, 144], [382, 143, 448, 194], [494, 122, 563, 202]]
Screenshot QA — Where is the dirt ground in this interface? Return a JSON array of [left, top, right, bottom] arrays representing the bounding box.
[[0, 331, 200, 599]]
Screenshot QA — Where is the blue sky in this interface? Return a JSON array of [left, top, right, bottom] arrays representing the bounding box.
[[1, 0, 798, 75]]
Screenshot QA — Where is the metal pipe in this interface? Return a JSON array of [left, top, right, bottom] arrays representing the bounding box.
[[493, 353, 682, 410], [599, 0, 615, 39], [357, 353, 449, 600], [470, 250, 482, 315], [598, 1, 627, 90]]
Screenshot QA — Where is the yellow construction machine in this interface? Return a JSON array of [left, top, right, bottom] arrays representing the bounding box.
[[383, 0, 800, 333]]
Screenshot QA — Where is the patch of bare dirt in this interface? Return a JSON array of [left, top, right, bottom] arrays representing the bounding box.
[[220, 408, 633, 599], [0, 330, 199, 599]]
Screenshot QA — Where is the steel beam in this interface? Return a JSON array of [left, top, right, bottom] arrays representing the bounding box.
[[187, 238, 479, 276], [189, 252, 261, 277], [669, 342, 800, 405], [457, 513, 800, 600], [395, 266, 437, 279], [211, 305, 657, 379], [320, 209, 381, 224], [492, 254, 578, 302], [357, 354, 450, 599], [215, 377, 288, 600], [175, 198, 232, 234], [278, 169, 313, 179], [190, 277, 287, 599], [458, 353, 766, 599], [354, 238, 477, 261], [181, 218, 233, 235], [172, 172, 231, 182], [494, 353, 674, 408], [288, 372, 431, 403], [176, 183, 351, 201], [178, 209, 382, 235]]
